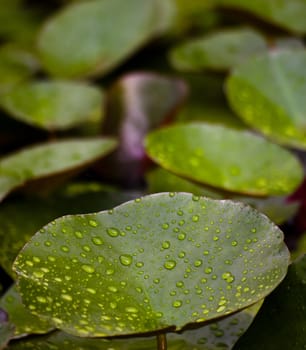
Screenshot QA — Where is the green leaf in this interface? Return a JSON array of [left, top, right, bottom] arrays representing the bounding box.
[[214, 0, 306, 34], [0, 138, 117, 202], [226, 49, 306, 150], [0, 44, 38, 93], [102, 72, 187, 185], [233, 255, 306, 350], [13, 193, 289, 337], [145, 123, 303, 196], [169, 27, 267, 71], [0, 309, 14, 350], [0, 285, 53, 338], [146, 168, 300, 224], [0, 80, 104, 131], [6, 303, 262, 349], [0, 188, 141, 276], [37, 0, 175, 78]]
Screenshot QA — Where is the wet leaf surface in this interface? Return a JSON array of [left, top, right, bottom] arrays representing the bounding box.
[[1, 80, 104, 130], [13, 193, 289, 337], [0, 285, 53, 338], [37, 0, 175, 78], [226, 49, 306, 150], [145, 123, 303, 196], [0, 138, 117, 202], [233, 255, 306, 350], [170, 27, 267, 71]]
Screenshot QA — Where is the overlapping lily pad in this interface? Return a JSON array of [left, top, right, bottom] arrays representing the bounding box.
[[14, 193, 289, 337], [145, 123, 303, 196], [0, 285, 53, 338], [233, 255, 306, 350], [0, 308, 14, 350], [0, 80, 103, 130], [0, 138, 117, 202], [214, 0, 306, 34], [37, 0, 175, 78], [169, 27, 267, 71], [226, 49, 306, 150]]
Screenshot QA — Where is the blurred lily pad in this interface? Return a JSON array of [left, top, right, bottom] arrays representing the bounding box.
[[170, 27, 267, 71], [1, 80, 104, 130], [0, 44, 39, 93], [214, 0, 306, 34], [0, 138, 117, 202], [233, 255, 306, 350], [0, 308, 14, 350], [0, 187, 141, 276], [6, 302, 262, 349], [0, 285, 53, 338], [14, 193, 289, 337], [102, 72, 187, 185], [37, 0, 175, 78], [226, 49, 306, 150], [145, 123, 303, 196]]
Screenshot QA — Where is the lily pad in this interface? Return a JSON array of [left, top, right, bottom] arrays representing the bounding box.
[[0, 80, 104, 130], [37, 0, 175, 78], [0, 138, 117, 202], [226, 49, 306, 150], [214, 0, 306, 34], [0, 285, 53, 338], [102, 72, 187, 185], [0, 187, 141, 276], [169, 27, 267, 71], [233, 255, 306, 350], [0, 309, 14, 350], [6, 302, 262, 349], [146, 168, 300, 224], [145, 123, 303, 196], [13, 193, 289, 337]]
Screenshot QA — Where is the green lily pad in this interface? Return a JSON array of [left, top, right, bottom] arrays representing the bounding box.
[[102, 72, 187, 185], [0, 44, 38, 93], [0, 80, 104, 130], [146, 168, 300, 224], [13, 193, 289, 337], [226, 49, 306, 150], [0, 138, 117, 202], [0, 285, 53, 338], [6, 302, 262, 349], [145, 123, 303, 196], [37, 0, 175, 78], [0, 309, 14, 350], [0, 187, 141, 276], [169, 27, 267, 71], [233, 255, 306, 350], [214, 0, 306, 34]]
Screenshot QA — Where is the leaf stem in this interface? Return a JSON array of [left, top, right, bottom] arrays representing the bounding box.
[[157, 333, 167, 350]]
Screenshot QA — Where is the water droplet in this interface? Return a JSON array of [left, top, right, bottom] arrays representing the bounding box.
[[61, 294, 73, 301], [162, 241, 171, 249], [164, 260, 176, 270], [177, 210, 184, 216], [106, 269, 114, 275], [178, 251, 186, 258], [110, 302, 117, 309], [173, 300, 182, 308], [89, 220, 98, 227], [86, 288, 96, 294], [217, 305, 226, 313], [61, 245, 69, 252], [125, 307, 138, 313], [33, 271, 44, 278], [194, 260, 203, 267], [176, 281, 184, 288], [119, 254, 133, 266], [205, 267, 213, 274], [153, 278, 160, 284], [222, 272, 235, 283], [162, 223, 169, 230], [136, 261, 144, 268], [178, 232, 186, 240], [231, 240, 238, 246], [26, 260, 34, 267], [44, 241, 52, 247], [74, 231, 83, 238], [192, 195, 200, 201], [83, 245, 91, 252], [192, 215, 199, 222], [108, 286, 118, 293], [81, 264, 95, 274], [107, 227, 120, 237], [92, 237, 103, 245], [36, 296, 47, 303]]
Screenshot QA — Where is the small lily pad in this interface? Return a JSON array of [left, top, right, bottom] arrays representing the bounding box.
[[145, 123, 303, 196], [233, 255, 306, 350], [214, 0, 306, 34], [169, 27, 267, 71], [0, 285, 53, 338], [0, 138, 117, 202], [226, 49, 306, 149], [0, 80, 104, 130], [37, 0, 175, 78], [14, 193, 289, 337]]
